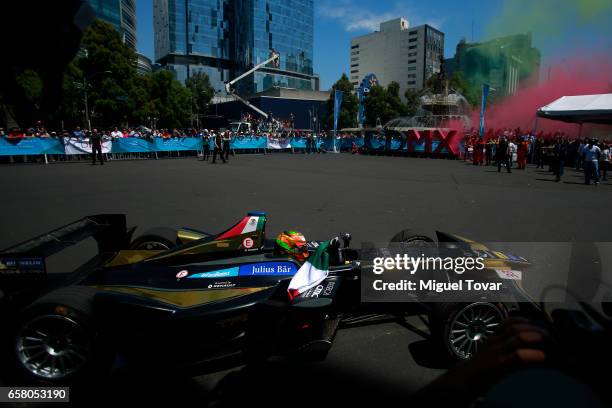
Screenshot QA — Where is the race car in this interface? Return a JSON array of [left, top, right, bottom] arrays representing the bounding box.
[[0, 213, 535, 384]]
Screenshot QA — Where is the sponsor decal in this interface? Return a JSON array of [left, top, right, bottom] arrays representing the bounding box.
[[216, 242, 230, 248], [176, 269, 189, 279], [494, 269, 522, 280], [207, 281, 236, 289], [188, 267, 239, 279], [238, 262, 297, 276], [302, 280, 336, 298], [243, 237, 254, 249], [0, 257, 45, 274]]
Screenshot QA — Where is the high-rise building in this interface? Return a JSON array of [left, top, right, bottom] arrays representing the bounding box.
[[87, 0, 137, 49], [153, 0, 315, 94], [349, 18, 444, 100], [444, 33, 541, 98], [136, 53, 153, 75], [153, 0, 232, 90]]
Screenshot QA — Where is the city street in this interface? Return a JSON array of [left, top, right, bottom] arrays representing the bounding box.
[[1, 154, 611, 405]]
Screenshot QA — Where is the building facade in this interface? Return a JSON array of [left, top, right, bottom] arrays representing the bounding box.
[[349, 18, 444, 101], [87, 0, 137, 49], [153, 0, 315, 94], [136, 53, 153, 75], [444, 33, 541, 98]]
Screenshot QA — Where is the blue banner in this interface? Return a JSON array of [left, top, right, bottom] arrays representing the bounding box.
[[479, 84, 490, 138], [230, 136, 267, 149], [0, 138, 65, 156], [333, 90, 343, 134], [111, 138, 155, 153], [153, 137, 202, 152]]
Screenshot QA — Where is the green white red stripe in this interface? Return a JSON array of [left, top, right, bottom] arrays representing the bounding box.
[[217, 215, 263, 239], [288, 241, 330, 300]]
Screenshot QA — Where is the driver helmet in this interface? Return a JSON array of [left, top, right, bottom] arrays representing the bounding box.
[[275, 230, 309, 261]]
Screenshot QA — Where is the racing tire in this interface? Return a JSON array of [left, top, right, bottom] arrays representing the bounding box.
[[11, 286, 112, 385], [389, 228, 437, 247], [129, 227, 178, 250], [429, 301, 507, 361]]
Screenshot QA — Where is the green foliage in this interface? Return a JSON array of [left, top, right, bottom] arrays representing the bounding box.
[[186, 71, 215, 115], [325, 73, 358, 130], [363, 81, 408, 127], [449, 71, 480, 107]]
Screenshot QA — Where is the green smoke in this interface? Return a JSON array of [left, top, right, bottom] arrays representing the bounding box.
[[486, 0, 612, 38]]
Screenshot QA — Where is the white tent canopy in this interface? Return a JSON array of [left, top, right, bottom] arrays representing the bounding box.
[[536, 93, 612, 125]]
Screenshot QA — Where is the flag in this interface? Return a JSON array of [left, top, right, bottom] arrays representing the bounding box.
[[333, 90, 343, 134], [287, 241, 330, 300], [479, 84, 490, 138]]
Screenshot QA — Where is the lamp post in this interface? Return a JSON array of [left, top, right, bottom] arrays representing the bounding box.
[[81, 70, 112, 131]]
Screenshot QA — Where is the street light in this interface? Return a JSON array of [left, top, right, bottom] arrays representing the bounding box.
[[81, 70, 112, 131]]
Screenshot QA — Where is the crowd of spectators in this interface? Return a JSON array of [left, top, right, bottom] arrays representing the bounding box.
[[463, 128, 611, 184]]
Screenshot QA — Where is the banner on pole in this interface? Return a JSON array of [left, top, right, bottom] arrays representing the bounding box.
[[479, 84, 490, 138]]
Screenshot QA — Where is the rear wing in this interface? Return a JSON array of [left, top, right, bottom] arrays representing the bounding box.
[[0, 214, 132, 296]]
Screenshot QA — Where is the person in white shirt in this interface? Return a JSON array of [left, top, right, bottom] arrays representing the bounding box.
[[582, 139, 601, 185], [599, 141, 610, 181], [110, 127, 122, 138]]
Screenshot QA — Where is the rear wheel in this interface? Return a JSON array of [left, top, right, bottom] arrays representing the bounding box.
[[13, 287, 111, 384]]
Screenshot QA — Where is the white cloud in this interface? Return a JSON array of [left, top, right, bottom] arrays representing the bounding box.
[[316, 0, 444, 33]]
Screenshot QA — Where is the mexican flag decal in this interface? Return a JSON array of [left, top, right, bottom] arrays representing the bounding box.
[[288, 241, 330, 300]]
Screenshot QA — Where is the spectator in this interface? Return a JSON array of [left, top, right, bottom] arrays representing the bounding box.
[[89, 128, 104, 165], [111, 127, 122, 138], [212, 130, 226, 164], [582, 138, 601, 185], [201, 130, 210, 162], [553, 138, 567, 182], [73, 126, 85, 140], [599, 141, 610, 181], [222, 130, 231, 161], [497, 137, 511, 173]]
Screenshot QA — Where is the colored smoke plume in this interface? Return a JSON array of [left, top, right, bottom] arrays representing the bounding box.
[[486, 0, 612, 39], [473, 55, 612, 137]]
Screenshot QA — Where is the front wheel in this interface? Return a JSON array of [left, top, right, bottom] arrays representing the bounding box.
[[430, 302, 506, 360], [129, 227, 178, 250]]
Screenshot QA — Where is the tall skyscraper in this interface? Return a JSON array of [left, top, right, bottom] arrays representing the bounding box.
[[349, 18, 444, 100], [87, 0, 137, 49], [153, 0, 315, 94]]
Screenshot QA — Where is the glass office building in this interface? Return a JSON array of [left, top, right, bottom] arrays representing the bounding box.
[[87, 0, 137, 49], [154, 0, 315, 94]]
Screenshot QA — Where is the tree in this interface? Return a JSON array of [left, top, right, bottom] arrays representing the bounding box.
[[404, 88, 425, 117], [449, 71, 480, 107], [185, 71, 214, 119], [325, 74, 358, 130], [77, 20, 138, 128], [146, 70, 192, 129], [363, 81, 407, 127]]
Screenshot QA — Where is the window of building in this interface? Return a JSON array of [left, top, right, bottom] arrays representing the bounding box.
[[409, 30, 418, 35], [408, 66, 416, 71], [408, 52, 417, 57], [409, 45, 417, 49], [408, 80, 416, 85], [351, 75, 358, 80], [408, 59, 416, 63], [408, 74, 416, 78], [351, 50, 359, 55], [351, 57, 358, 61], [350, 69, 358, 73], [351, 44, 359, 49], [351, 63, 359, 67], [409, 38, 417, 43]]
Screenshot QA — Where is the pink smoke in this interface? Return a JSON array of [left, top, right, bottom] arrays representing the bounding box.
[[471, 54, 612, 139]]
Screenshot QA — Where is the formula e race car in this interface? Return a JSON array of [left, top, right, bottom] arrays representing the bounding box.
[[0, 213, 535, 384]]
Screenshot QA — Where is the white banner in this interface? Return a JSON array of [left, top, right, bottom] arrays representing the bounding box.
[[64, 138, 112, 155], [267, 137, 292, 150]]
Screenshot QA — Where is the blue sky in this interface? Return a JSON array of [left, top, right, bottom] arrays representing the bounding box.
[[136, 0, 612, 90]]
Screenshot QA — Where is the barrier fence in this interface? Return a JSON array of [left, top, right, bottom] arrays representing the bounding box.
[[0, 132, 459, 158]]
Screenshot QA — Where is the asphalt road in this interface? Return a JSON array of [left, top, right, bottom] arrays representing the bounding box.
[[1, 153, 611, 406]]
